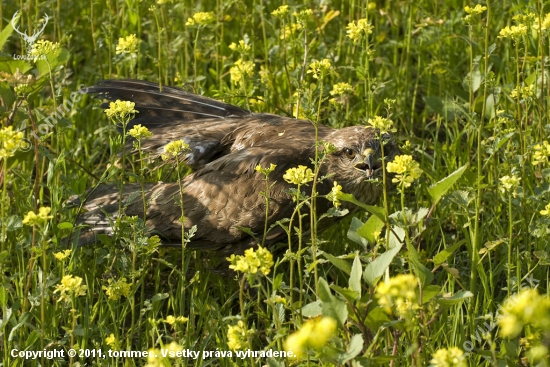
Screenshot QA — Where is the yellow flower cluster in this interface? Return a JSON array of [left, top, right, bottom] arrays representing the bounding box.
[[161, 140, 189, 161], [230, 58, 255, 86], [128, 124, 153, 140], [346, 19, 373, 44], [271, 5, 289, 17], [499, 175, 521, 196], [227, 246, 274, 275], [185, 12, 215, 26], [307, 59, 332, 79], [376, 274, 419, 317], [326, 181, 343, 208], [386, 155, 422, 188], [105, 100, 138, 120], [540, 203, 550, 217], [54, 249, 72, 261], [105, 334, 121, 350], [103, 278, 132, 301], [30, 40, 60, 61], [284, 317, 337, 359], [430, 347, 467, 367], [229, 40, 251, 53], [164, 315, 189, 325], [464, 4, 487, 15], [54, 274, 88, 303], [227, 320, 253, 350], [22, 206, 53, 226], [0, 126, 26, 159], [510, 84, 535, 100], [293, 9, 313, 25], [255, 163, 277, 176], [280, 23, 303, 39], [330, 82, 354, 96], [283, 165, 314, 185], [498, 288, 550, 338], [535, 13, 550, 31], [116, 34, 140, 55], [498, 24, 528, 40], [532, 141, 550, 165], [367, 116, 396, 134]]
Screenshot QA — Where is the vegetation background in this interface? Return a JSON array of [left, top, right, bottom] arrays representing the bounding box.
[[1, 0, 549, 366]]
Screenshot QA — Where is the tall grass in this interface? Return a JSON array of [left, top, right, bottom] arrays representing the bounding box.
[[1, 0, 549, 366]]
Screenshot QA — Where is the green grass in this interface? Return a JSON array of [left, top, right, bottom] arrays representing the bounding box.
[[1, 0, 550, 366]]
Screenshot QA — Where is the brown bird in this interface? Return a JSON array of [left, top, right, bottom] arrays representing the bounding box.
[[77, 80, 398, 257]]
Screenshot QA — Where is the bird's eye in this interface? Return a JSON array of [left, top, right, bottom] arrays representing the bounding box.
[[344, 148, 356, 159]]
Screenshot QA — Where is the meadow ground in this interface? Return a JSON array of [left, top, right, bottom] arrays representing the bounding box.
[[1, 0, 550, 366]]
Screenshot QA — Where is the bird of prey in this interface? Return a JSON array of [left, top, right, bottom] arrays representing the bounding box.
[[77, 80, 398, 257]]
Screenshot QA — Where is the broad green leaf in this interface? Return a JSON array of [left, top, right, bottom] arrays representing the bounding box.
[[302, 300, 322, 317], [0, 14, 17, 50], [0, 59, 32, 74], [363, 241, 403, 287], [57, 222, 73, 230], [349, 254, 362, 295], [339, 193, 385, 222], [434, 290, 473, 307], [347, 217, 369, 249], [408, 243, 433, 288], [318, 277, 334, 303], [322, 252, 351, 275], [427, 164, 468, 205], [36, 48, 70, 76], [321, 296, 348, 327], [151, 293, 169, 303], [357, 213, 385, 244], [335, 334, 364, 364], [421, 285, 441, 304], [433, 240, 465, 266], [330, 284, 359, 303]]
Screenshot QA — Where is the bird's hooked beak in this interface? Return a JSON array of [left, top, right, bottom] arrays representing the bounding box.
[[354, 148, 378, 178]]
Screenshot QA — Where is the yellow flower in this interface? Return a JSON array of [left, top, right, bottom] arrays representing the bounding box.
[[498, 24, 528, 40], [144, 348, 163, 367], [283, 165, 314, 185], [307, 59, 332, 79], [228, 40, 250, 53], [386, 155, 422, 188], [29, 40, 60, 61], [280, 23, 303, 39], [54, 274, 88, 303], [105, 100, 138, 121], [330, 82, 354, 96], [54, 250, 72, 261], [510, 84, 535, 100], [430, 347, 467, 367], [284, 317, 337, 359], [272, 5, 289, 17], [164, 315, 188, 325], [464, 4, 487, 15], [105, 334, 121, 350], [230, 58, 255, 86], [161, 140, 190, 161], [376, 274, 419, 317], [532, 141, 550, 165], [185, 12, 215, 26], [255, 163, 277, 176], [346, 19, 373, 44], [293, 9, 313, 25], [227, 320, 252, 350], [22, 206, 53, 226], [367, 116, 396, 134], [0, 126, 26, 159], [128, 124, 153, 140], [540, 203, 550, 217], [227, 246, 274, 275], [116, 34, 140, 55], [499, 175, 521, 196], [102, 278, 132, 301], [536, 13, 550, 31], [498, 288, 550, 338], [326, 181, 343, 207]]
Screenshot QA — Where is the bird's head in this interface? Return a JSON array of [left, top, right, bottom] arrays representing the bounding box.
[[324, 126, 399, 205]]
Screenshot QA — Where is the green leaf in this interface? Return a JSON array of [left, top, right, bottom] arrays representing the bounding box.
[[338, 193, 385, 222], [318, 278, 348, 327], [0, 58, 32, 74], [36, 48, 70, 76], [421, 285, 441, 304], [57, 222, 73, 230], [433, 240, 465, 266], [318, 277, 334, 303], [407, 243, 433, 288], [347, 217, 369, 249], [0, 14, 17, 50], [335, 334, 364, 364], [322, 252, 351, 275], [349, 254, 362, 295], [357, 213, 385, 244], [434, 290, 473, 307], [427, 165, 468, 205], [150, 293, 169, 303], [363, 241, 403, 287], [302, 300, 322, 317], [330, 284, 359, 303]]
